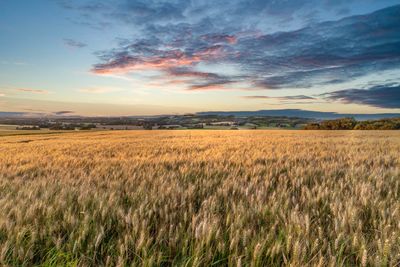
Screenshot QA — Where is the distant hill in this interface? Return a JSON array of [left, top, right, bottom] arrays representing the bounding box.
[[1, 109, 400, 120], [0, 111, 80, 118], [0, 112, 28, 117], [197, 109, 400, 120]]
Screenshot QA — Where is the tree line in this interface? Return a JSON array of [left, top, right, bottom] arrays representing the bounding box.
[[304, 117, 400, 130]]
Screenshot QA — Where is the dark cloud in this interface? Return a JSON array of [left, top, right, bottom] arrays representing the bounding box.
[[200, 34, 237, 44], [116, 1, 188, 24], [63, 38, 87, 48], [323, 83, 400, 108], [187, 79, 236, 91], [89, 4, 400, 95], [238, 5, 400, 88], [241, 95, 326, 105], [59, 0, 317, 29], [282, 95, 315, 100], [167, 68, 222, 79], [54, 110, 75, 115]]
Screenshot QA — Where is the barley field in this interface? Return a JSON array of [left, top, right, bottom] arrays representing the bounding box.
[[0, 130, 399, 266]]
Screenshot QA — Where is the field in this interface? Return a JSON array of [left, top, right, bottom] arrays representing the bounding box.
[[0, 130, 399, 266], [0, 125, 67, 137]]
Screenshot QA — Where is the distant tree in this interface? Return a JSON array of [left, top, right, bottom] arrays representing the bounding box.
[[305, 117, 400, 130], [304, 123, 321, 130], [16, 126, 40, 130]]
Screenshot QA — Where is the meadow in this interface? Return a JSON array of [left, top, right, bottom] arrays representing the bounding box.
[[0, 130, 399, 266]]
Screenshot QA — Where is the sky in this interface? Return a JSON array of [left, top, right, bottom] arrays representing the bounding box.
[[0, 0, 400, 116]]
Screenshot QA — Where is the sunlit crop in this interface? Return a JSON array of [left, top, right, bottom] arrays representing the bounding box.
[[0, 130, 399, 266]]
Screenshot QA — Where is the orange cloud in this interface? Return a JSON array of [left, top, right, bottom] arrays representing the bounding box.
[[92, 53, 203, 75], [92, 46, 229, 75]]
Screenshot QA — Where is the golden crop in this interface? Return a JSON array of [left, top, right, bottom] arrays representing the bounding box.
[[0, 130, 399, 266]]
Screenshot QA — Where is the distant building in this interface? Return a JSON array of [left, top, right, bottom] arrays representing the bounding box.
[[16, 125, 40, 130], [210, 121, 236, 126], [101, 125, 143, 130], [158, 125, 182, 129]]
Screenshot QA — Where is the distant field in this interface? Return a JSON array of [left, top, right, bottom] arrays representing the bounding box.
[[0, 130, 399, 266], [0, 124, 99, 136], [0, 125, 58, 136]]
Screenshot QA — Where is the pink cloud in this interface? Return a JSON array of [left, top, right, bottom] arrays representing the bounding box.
[[91, 45, 231, 75]]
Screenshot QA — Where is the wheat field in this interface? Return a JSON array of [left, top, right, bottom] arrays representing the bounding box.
[[0, 130, 399, 266]]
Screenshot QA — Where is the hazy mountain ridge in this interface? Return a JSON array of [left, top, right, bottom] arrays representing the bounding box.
[[197, 109, 400, 120], [1, 109, 399, 120]]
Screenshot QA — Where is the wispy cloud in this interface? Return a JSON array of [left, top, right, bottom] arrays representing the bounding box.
[[78, 87, 124, 94], [187, 79, 236, 91], [58, 0, 362, 33], [16, 88, 50, 94], [1, 60, 29, 66], [243, 95, 315, 100], [242, 95, 322, 105], [63, 38, 87, 48]]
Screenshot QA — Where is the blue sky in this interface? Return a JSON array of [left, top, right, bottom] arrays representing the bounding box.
[[0, 0, 399, 116]]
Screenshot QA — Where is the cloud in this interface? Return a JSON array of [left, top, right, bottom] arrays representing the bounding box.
[[242, 95, 270, 99], [59, 0, 316, 30], [200, 34, 237, 44], [1, 61, 29, 66], [323, 83, 400, 108], [243, 95, 315, 100], [63, 38, 87, 48], [240, 5, 400, 89], [283, 95, 316, 100], [16, 88, 49, 94], [54, 110, 75, 115], [89, 4, 400, 94], [187, 79, 236, 91], [78, 87, 124, 94], [167, 68, 222, 79], [91, 43, 235, 74]]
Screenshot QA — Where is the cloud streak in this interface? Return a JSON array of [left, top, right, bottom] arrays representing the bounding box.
[[323, 84, 400, 109], [78, 87, 124, 94], [243, 95, 316, 100], [63, 38, 87, 48], [16, 88, 50, 94], [54, 110, 75, 115]]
